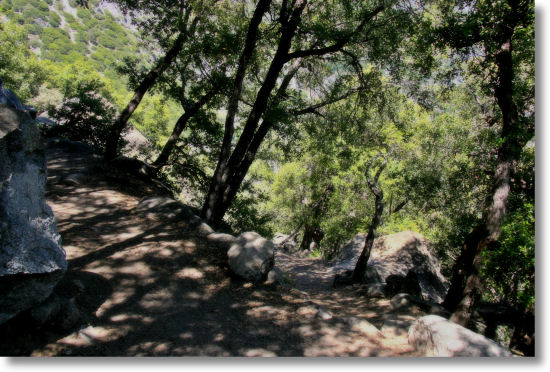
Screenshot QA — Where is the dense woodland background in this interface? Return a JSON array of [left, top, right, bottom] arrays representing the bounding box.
[[0, 0, 535, 353]]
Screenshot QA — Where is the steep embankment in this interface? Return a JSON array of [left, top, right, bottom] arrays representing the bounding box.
[[0, 138, 421, 356]]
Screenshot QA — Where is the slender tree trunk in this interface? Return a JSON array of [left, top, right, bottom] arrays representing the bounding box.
[[202, 2, 307, 227], [152, 89, 217, 169], [104, 23, 194, 160], [300, 225, 324, 251], [202, 0, 383, 228], [201, 0, 273, 222], [352, 155, 386, 283]]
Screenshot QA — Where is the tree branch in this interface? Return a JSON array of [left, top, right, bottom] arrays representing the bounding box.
[[286, 4, 385, 60], [290, 87, 362, 116]]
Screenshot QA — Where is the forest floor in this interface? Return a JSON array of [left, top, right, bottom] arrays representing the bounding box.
[[0, 138, 426, 357]]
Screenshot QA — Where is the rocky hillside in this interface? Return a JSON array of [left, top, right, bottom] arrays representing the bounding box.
[[1, 0, 143, 77]]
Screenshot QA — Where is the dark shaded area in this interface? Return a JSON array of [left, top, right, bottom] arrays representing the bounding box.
[[0, 270, 111, 356]]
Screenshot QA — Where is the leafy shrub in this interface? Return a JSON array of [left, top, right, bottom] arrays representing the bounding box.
[[47, 80, 118, 152]]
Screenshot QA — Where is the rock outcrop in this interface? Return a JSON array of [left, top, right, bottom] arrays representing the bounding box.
[[228, 232, 275, 282], [330, 233, 367, 276], [366, 231, 448, 303], [330, 231, 448, 303], [408, 315, 513, 357], [0, 103, 66, 324], [136, 195, 197, 222]]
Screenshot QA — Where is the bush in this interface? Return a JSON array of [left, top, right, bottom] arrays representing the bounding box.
[[47, 81, 118, 152]]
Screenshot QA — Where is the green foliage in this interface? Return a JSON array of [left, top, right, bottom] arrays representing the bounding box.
[[47, 80, 118, 152], [482, 201, 535, 308], [0, 21, 46, 101]]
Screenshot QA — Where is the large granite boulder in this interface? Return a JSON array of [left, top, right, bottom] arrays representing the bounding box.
[[227, 232, 275, 282], [366, 231, 448, 303], [330, 231, 448, 302], [0, 103, 66, 324], [409, 315, 513, 357], [330, 233, 366, 276]]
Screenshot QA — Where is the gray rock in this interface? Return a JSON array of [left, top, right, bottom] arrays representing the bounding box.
[[385, 271, 422, 298], [266, 268, 281, 285], [271, 233, 297, 253], [366, 231, 448, 303], [381, 315, 418, 337], [345, 316, 383, 337], [30, 295, 80, 332], [390, 293, 429, 311], [317, 307, 333, 320], [35, 116, 57, 127], [61, 173, 85, 186], [207, 232, 237, 250], [30, 295, 63, 326], [365, 283, 387, 298], [0, 103, 66, 324], [408, 315, 513, 357], [57, 298, 81, 332], [195, 221, 214, 237], [227, 232, 275, 282], [330, 233, 367, 276]]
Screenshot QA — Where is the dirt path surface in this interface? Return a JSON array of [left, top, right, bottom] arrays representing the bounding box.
[[0, 139, 424, 357], [274, 251, 335, 292]]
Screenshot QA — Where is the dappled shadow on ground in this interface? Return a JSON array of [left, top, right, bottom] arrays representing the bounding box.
[[0, 139, 419, 356]]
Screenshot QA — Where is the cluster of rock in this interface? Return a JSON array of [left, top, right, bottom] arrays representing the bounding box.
[[0, 102, 68, 325]]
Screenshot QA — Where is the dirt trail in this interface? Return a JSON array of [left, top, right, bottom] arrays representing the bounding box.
[[0, 139, 423, 357]]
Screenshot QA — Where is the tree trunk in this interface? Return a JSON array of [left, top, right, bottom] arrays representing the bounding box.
[[444, 17, 524, 326], [202, 2, 308, 227], [299, 224, 324, 251], [152, 89, 217, 170], [201, 0, 383, 228], [201, 0, 273, 223], [352, 155, 386, 283], [510, 302, 535, 356], [104, 27, 192, 161]]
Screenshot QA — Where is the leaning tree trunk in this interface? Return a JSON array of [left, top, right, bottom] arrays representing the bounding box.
[[202, 1, 312, 227], [201, 0, 273, 223], [352, 154, 387, 283], [104, 28, 192, 161], [151, 89, 217, 170], [443, 24, 524, 326], [201, 1, 385, 228]]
